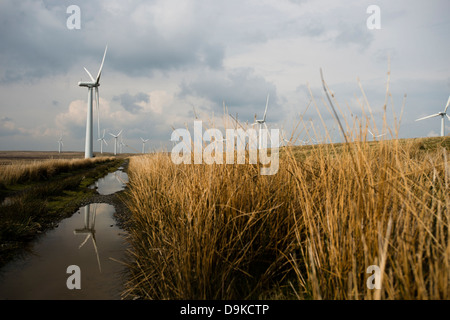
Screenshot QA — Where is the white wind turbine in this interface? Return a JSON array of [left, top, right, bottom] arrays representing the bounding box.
[[415, 96, 450, 137], [109, 129, 122, 155], [74, 204, 101, 273], [368, 129, 386, 140], [97, 129, 108, 154], [140, 137, 149, 154], [252, 94, 270, 149], [78, 46, 108, 159], [57, 134, 63, 153]]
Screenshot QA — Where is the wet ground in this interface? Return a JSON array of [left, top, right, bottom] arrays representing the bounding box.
[[0, 165, 131, 300]]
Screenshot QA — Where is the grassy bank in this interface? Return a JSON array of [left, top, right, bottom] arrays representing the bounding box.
[[122, 133, 449, 299], [0, 157, 123, 267]]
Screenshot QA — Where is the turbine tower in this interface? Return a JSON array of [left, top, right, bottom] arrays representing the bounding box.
[[141, 137, 149, 154], [97, 129, 108, 154], [415, 95, 450, 137], [109, 129, 122, 156], [74, 204, 101, 273], [78, 46, 108, 158], [57, 134, 63, 153], [252, 94, 270, 149]]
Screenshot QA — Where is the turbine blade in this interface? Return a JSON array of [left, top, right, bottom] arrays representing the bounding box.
[[79, 234, 91, 249], [109, 133, 116, 138], [263, 94, 269, 121], [104, 139, 108, 146], [264, 122, 272, 142], [95, 45, 108, 85], [415, 113, 441, 121], [447, 114, 450, 121], [91, 234, 102, 273], [117, 129, 123, 136], [445, 95, 450, 113], [84, 67, 95, 82]]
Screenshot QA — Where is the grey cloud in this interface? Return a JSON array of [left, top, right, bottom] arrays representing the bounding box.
[[0, 0, 227, 82], [334, 22, 374, 50], [113, 92, 149, 113], [288, 0, 309, 5], [0, 116, 24, 136], [179, 68, 281, 122], [1, 116, 13, 122]]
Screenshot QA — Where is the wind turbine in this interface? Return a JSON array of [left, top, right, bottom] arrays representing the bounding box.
[[252, 94, 270, 149], [368, 129, 386, 140], [140, 137, 149, 154], [119, 134, 126, 154], [97, 129, 108, 154], [109, 129, 122, 155], [74, 204, 101, 273], [57, 134, 63, 153], [415, 96, 450, 137], [78, 46, 108, 159]]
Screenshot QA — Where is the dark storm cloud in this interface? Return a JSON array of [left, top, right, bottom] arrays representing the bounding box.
[[113, 92, 149, 113], [179, 68, 281, 122], [0, 0, 227, 82]]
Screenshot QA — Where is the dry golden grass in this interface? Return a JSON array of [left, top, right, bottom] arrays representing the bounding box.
[[0, 157, 114, 186], [122, 73, 449, 299], [122, 133, 449, 300]]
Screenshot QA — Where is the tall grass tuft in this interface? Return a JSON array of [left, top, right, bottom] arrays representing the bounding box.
[[0, 157, 113, 187], [122, 79, 449, 300]]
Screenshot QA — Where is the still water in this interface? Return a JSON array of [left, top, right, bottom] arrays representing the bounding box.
[[0, 203, 129, 300], [91, 170, 129, 195]]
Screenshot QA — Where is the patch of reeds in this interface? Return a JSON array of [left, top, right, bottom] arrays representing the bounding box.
[[0, 157, 114, 187], [122, 75, 449, 300]]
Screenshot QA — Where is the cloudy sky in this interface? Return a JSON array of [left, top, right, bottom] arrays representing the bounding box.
[[0, 0, 449, 152]]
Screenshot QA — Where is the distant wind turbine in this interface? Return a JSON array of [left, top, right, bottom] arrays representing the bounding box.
[[368, 129, 386, 140], [109, 129, 122, 155], [78, 46, 108, 159], [140, 137, 149, 154], [252, 94, 270, 149], [415, 95, 450, 137], [97, 129, 108, 154], [57, 134, 63, 153], [119, 135, 126, 154]]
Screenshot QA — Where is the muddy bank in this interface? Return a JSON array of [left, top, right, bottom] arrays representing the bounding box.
[[0, 159, 133, 300], [0, 158, 132, 269]]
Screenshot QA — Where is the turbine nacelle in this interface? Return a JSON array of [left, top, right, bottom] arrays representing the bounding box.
[[78, 81, 99, 88]]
